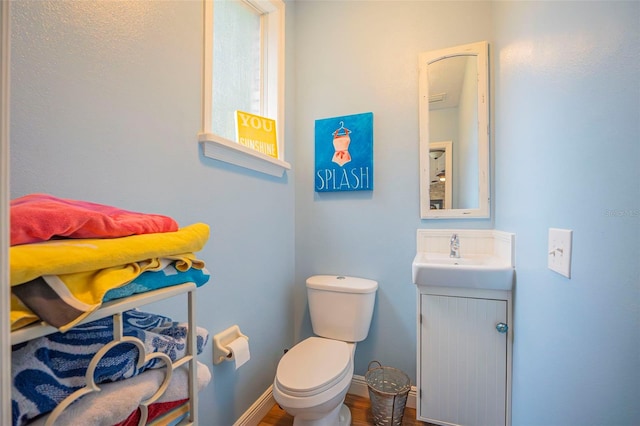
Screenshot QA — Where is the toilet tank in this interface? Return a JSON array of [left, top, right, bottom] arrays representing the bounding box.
[[306, 275, 378, 342]]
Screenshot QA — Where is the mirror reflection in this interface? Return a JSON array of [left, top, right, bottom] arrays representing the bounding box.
[[429, 141, 452, 210], [429, 56, 478, 209], [419, 41, 490, 219]]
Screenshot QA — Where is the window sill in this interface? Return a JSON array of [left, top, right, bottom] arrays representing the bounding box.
[[198, 133, 291, 177]]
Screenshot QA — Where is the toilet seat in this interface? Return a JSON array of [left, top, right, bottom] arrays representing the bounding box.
[[275, 337, 351, 398]]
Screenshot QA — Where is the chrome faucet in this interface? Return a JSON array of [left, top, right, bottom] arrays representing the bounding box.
[[450, 233, 460, 258]]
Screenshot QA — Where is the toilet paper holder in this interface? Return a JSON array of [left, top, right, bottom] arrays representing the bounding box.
[[213, 325, 249, 365]]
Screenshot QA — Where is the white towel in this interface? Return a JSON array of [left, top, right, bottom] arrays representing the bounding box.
[[29, 362, 211, 426]]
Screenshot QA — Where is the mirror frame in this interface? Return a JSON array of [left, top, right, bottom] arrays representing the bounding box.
[[418, 41, 490, 219]]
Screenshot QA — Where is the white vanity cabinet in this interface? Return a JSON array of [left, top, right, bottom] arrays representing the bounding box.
[[416, 286, 512, 426]]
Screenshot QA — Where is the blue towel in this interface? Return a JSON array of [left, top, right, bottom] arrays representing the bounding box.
[[103, 263, 210, 302], [11, 310, 209, 426]]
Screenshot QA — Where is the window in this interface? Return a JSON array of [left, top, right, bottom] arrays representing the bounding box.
[[199, 0, 290, 177]]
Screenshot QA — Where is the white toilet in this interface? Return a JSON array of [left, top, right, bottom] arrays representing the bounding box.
[[273, 275, 378, 426]]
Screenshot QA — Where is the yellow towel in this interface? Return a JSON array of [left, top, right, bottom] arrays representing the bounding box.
[[11, 254, 203, 332], [10, 223, 209, 286], [10, 295, 39, 330], [10, 223, 210, 331]]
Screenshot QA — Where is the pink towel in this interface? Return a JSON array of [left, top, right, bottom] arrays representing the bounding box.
[[10, 193, 178, 246]]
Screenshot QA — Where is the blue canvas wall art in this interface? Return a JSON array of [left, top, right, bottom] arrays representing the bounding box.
[[314, 112, 374, 192]]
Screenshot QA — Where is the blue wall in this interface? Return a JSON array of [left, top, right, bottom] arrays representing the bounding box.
[[292, 0, 495, 384], [493, 2, 639, 424], [9, 0, 639, 425]]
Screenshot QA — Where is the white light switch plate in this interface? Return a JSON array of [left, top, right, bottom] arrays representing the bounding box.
[[548, 228, 572, 278]]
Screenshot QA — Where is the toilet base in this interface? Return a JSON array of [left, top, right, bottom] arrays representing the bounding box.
[[292, 403, 351, 426], [338, 404, 351, 425]]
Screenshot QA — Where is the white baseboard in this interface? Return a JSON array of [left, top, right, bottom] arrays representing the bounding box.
[[234, 375, 417, 426], [233, 385, 276, 426]]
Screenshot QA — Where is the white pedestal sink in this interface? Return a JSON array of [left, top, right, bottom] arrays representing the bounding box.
[[412, 229, 515, 291]]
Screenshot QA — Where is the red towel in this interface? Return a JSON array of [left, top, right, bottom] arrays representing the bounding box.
[[10, 193, 178, 246], [115, 399, 189, 426]]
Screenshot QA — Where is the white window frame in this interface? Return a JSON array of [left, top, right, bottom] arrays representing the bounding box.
[[198, 0, 290, 177]]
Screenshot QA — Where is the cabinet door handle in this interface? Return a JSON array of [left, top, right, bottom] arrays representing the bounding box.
[[496, 322, 508, 334]]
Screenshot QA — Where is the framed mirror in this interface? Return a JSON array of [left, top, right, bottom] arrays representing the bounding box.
[[418, 41, 490, 219]]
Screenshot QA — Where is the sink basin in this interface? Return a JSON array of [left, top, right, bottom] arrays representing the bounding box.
[[412, 230, 515, 291], [412, 253, 514, 291], [416, 253, 501, 266]]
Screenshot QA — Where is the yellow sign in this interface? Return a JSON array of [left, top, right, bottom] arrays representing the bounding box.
[[235, 110, 278, 159]]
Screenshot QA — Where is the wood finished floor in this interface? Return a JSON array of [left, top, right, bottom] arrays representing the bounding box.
[[258, 393, 431, 426]]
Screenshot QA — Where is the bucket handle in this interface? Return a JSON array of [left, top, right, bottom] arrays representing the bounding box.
[[367, 360, 382, 371]]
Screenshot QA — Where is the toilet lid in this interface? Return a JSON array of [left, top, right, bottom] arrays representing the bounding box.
[[276, 337, 351, 397]]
